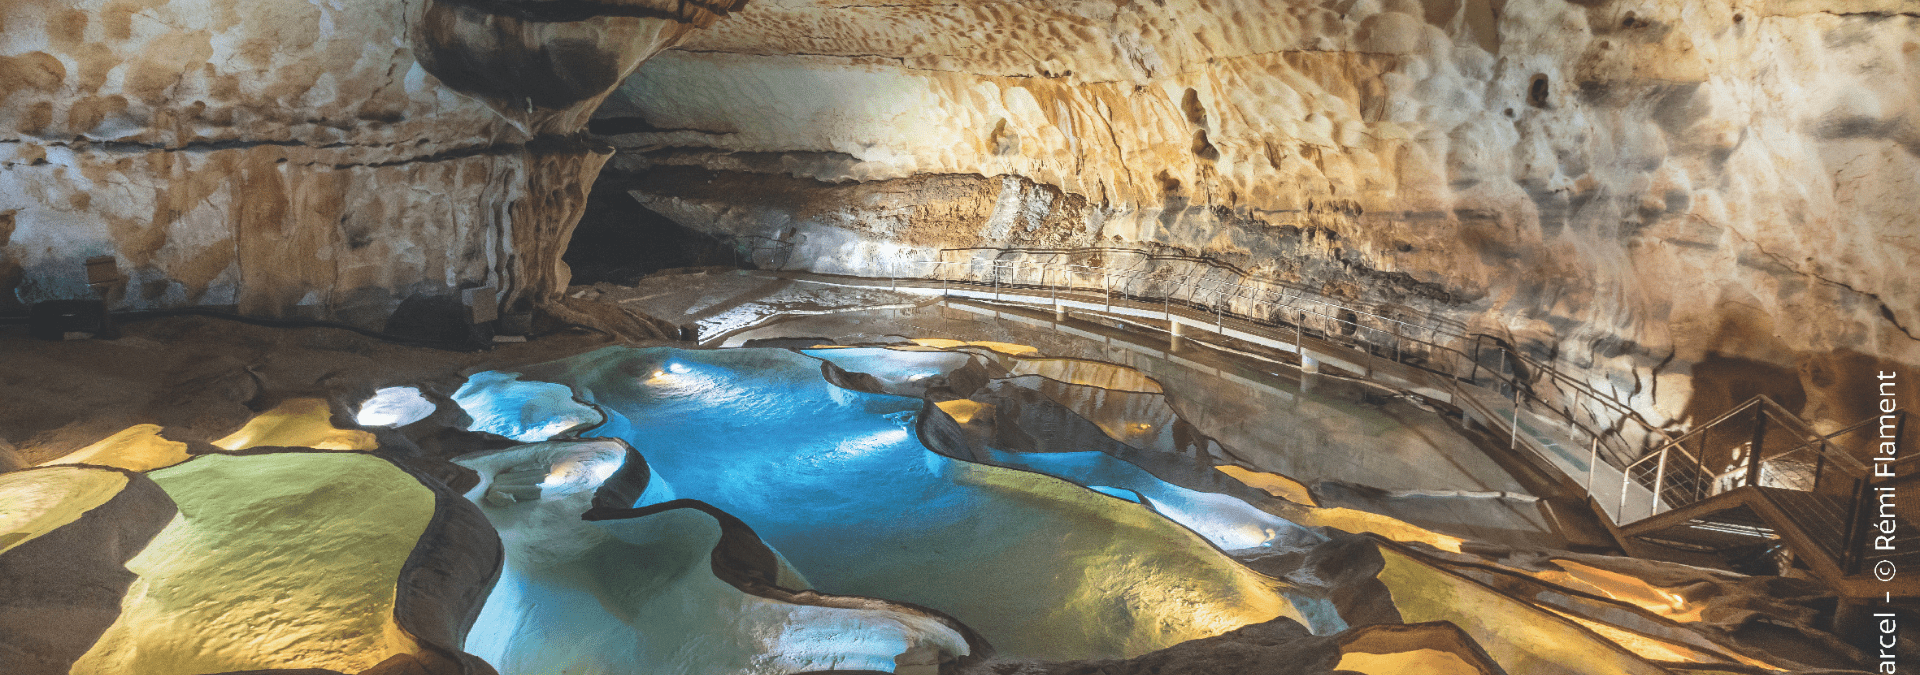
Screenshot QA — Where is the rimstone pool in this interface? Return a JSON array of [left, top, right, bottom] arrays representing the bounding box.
[[389, 336, 1804, 674], [451, 346, 1326, 669], [0, 318, 1881, 674]]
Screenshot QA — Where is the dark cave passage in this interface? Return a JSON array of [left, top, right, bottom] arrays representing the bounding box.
[[563, 178, 738, 285]]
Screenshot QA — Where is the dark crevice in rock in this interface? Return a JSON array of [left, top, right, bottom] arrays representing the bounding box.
[[1, 136, 416, 154], [1733, 229, 1919, 342], [431, 0, 744, 24], [587, 116, 736, 136]]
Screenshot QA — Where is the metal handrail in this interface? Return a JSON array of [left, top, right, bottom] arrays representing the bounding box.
[[912, 250, 1677, 464], [1614, 394, 1901, 523], [942, 259, 1468, 380], [741, 240, 1682, 469], [923, 248, 1685, 453]]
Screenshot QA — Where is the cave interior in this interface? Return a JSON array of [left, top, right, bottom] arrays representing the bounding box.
[[2, 0, 1919, 674]]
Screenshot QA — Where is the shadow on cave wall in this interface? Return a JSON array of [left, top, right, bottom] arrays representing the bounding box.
[[563, 182, 737, 286]]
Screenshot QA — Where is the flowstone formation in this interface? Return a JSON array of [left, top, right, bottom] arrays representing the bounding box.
[[592, 0, 1920, 432]]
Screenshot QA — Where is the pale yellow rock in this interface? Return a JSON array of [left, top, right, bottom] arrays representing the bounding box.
[[910, 338, 1039, 356], [1215, 465, 1317, 507], [935, 399, 990, 425], [212, 398, 377, 451], [1008, 358, 1164, 393], [44, 424, 192, 472], [1374, 546, 1672, 675], [1532, 559, 1705, 623], [71, 452, 435, 675], [0, 466, 128, 556], [1335, 648, 1481, 675]]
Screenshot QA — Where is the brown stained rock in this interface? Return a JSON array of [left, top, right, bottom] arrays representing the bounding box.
[[0, 0, 747, 331]]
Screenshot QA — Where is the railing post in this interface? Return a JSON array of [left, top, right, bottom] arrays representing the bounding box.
[[1511, 379, 1522, 451], [1468, 337, 1482, 385], [1586, 434, 1600, 495], [1813, 441, 1827, 492], [1652, 442, 1671, 516], [1619, 455, 1632, 520], [1215, 283, 1225, 333], [1704, 427, 1720, 494], [1843, 474, 1872, 574], [1295, 319, 1304, 359], [1104, 270, 1112, 311], [1746, 404, 1768, 488], [1447, 335, 1458, 381]]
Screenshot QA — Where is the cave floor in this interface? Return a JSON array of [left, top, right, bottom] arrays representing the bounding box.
[[3, 271, 1575, 553], [0, 316, 625, 467], [0, 287, 1881, 673]]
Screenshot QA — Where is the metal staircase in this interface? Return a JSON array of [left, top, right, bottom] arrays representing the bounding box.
[[1613, 399, 1915, 596]]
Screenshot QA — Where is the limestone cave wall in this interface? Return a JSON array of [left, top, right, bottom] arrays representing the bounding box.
[[0, 0, 741, 326], [595, 0, 1920, 429]]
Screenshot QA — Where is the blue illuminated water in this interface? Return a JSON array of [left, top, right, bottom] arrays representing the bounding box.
[[501, 346, 1320, 659]]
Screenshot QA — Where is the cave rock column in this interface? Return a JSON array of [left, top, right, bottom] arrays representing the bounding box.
[[410, 0, 747, 318]]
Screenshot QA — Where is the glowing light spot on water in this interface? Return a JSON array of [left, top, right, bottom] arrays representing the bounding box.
[[536, 448, 626, 494], [453, 371, 602, 443], [354, 387, 436, 428]]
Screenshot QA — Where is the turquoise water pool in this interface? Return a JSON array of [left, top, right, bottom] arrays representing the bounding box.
[[460, 346, 1329, 665]]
